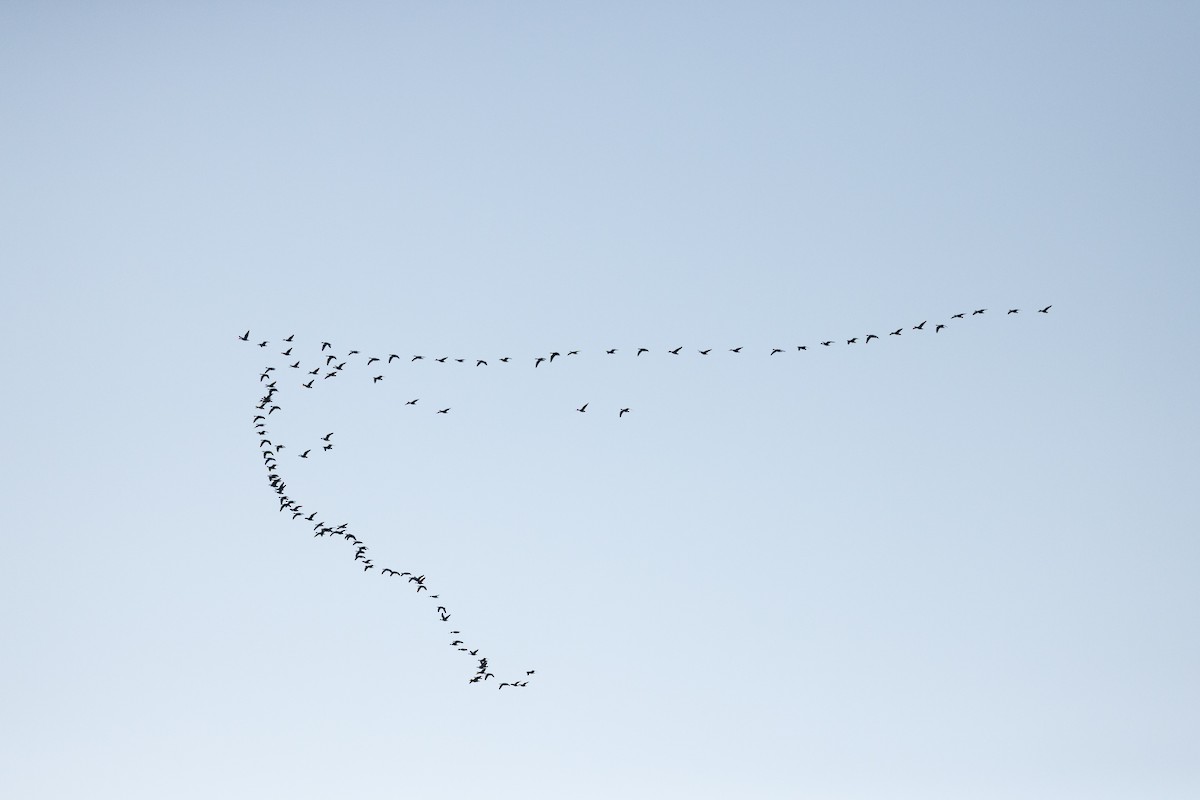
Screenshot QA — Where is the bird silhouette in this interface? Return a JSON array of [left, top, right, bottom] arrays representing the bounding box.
[[890, 328, 902, 336], [606, 349, 617, 354], [367, 357, 380, 365], [1007, 308, 1019, 314], [699, 349, 711, 355], [846, 338, 857, 344], [770, 348, 784, 355], [913, 321, 927, 330], [669, 347, 682, 355], [951, 313, 965, 319], [322, 433, 334, 441], [973, 309, 986, 315], [238, 330, 250, 341], [300, 450, 310, 458], [865, 334, 879, 343], [935, 324, 945, 332], [637, 348, 649, 356], [576, 403, 588, 413], [730, 347, 742, 353], [388, 354, 400, 363], [535, 357, 545, 367], [406, 398, 418, 405], [437, 408, 450, 414], [1039, 305, 1052, 313], [373, 375, 384, 383], [821, 341, 833, 346], [619, 408, 630, 417], [476, 360, 487, 366]]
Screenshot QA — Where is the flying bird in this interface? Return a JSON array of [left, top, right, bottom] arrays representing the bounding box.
[[1007, 308, 1019, 314], [300, 450, 310, 458], [373, 375, 384, 383], [606, 349, 617, 355], [935, 324, 946, 332], [770, 348, 784, 355], [637, 348, 649, 356], [669, 347, 682, 355], [1038, 305, 1052, 313], [699, 349, 711, 355], [576, 403, 588, 413], [730, 347, 742, 353], [406, 398, 418, 405], [890, 328, 902, 336], [238, 330, 250, 341], [913, 321, 927, 330], [865, 334, 879, 343], [973, 309, 986, 315], [951, 313, 965, 319], [437, 408, 450, 414], [619, 408, 630, 417]]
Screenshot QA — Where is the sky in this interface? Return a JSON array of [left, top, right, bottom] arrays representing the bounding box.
[[2, 2, 1198, 798]]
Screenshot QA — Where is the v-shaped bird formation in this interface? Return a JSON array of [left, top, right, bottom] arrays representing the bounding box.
[[237, 303, 1053, 687]]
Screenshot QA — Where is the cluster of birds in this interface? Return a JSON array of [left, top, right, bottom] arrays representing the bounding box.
[[245, 351, 535, 689], [238, 302, 1052, 685]]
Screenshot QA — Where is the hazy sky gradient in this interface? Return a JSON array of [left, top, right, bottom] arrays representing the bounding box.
[[3, 3, 1198, 798]]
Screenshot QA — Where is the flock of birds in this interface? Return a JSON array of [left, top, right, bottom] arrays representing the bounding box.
[[238, 303, 1052, 687]]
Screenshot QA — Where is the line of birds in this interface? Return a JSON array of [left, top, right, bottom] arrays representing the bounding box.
[[246, 364, 535, 689], [238, 302, 1052, 684]]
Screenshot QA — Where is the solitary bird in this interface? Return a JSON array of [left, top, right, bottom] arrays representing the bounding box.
[[373, 375, 384, 383], [322, 433, 334, 441], [619, 408, 630, 417], [576, 403, 588, 413], [406, 398, 418, 405], [1039, 305, 1052, 313], [437, 408, 450, 414], [606, 349, 617, 354]]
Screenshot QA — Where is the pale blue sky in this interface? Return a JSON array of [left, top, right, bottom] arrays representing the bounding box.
[[2, 3, 1198, 798]]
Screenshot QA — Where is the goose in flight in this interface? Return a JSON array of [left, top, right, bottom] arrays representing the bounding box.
[[935, 324, 946, 332], [500, 357, 511, 362], [796, 345, 807, 351], [322, 433, 334, 441], [699, 349, 711, 355], [373, 375, 384, 383], [606, 349, 617, 354], [437, 408, 450, 414], [238, 330, 250, 341], [669, 347, 682, 355], [406, 398, 418, 405], [1007, 308, 1019, 314], [730, 347, 742, 353], [820, 341, 833, 347], [367, 357, 380, 365], [476, 360, 487, 366], [846, 338, 857, 344], [890, 328, 902, 336], [281, 348, 292, 356], [576, 403, 588, 413], [549, 351, 561, 362], [913, 321, 927, 330], [412, 355, 424, 361], [289, 361, 300, 369], [323, 444, 333, 451], [619, 408, 630, 417], [770, 348, 784, 355], [1039, 305, 1052, 313], [321, 342, 331, 351], [637, 348, 649, 356], [865, 334, 879, 343], [388, 354, 400, 363], [300, 450, 310, 458], [535, 357, 546, 368], [951, 313, 965, 319], [257, 341, 269, 348], [972, 309, 986, 315], [302, 380, 313, 388]]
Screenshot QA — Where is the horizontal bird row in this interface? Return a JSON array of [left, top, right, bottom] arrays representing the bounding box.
[[238, 305, 1053, 389]]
